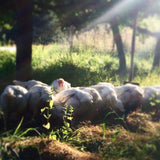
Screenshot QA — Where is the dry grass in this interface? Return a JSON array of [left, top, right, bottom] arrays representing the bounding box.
[[9, 137, 102, 160], [2, 109, 160, 160], [126, 110, 160, 134]]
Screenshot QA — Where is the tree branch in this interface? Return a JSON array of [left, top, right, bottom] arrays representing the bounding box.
[[130, 25, 160, 38]]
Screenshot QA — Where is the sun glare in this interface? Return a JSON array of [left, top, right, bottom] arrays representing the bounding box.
[[87, 0, 146, 29]]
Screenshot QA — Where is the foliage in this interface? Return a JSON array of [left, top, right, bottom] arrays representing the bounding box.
[[41, 99, 54, 130], [1, 0, 160, 80], [0, 51, 15, 78], [49, 111, 74, 143], [41, 98, 76, 143], [141, 92, 160, 114], [0, 117, 39, 160], [1, 0, 160, 45], [0, 50, 16, 93]]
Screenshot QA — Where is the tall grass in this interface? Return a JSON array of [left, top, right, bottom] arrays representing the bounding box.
[[0, 22, 160, 93], [0, 41, 160, 94], [31, 44, 119, 86], [31, 43, 160, 87]]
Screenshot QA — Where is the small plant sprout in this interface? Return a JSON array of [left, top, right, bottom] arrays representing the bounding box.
[[149, 93, 157, 107], [49, 104, 75, 142], [101, 123, 106, 139], [112, 128, 121, 143], [41, 99, 54, 130], [64, 104, 74, 124], [146, 92, 160, 114]]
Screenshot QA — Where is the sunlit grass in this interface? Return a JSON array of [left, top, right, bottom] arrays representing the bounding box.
[[31, 43, 160, 87], [0, 42, 160, 93], [137, 73, 160, 86]]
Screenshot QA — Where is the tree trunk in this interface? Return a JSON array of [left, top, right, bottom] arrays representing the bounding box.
[[110, 20, 126, 74], [129, 13, 137, 82], [153, 38, 160, 69], [68, 25, 76, 53], [132, 25, 160, 70], [15, 0, 33, 80]]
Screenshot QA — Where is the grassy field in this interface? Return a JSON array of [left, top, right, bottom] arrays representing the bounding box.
[[0, 43, 160, 160], [0, 42, 160, 91]]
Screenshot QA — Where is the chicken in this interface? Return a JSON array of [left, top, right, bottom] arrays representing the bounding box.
[[13, 78, 71, 94], [115, 83, 143, 114], [50, 78, 71, 93], [91, 83, 125, 113], [27, 84, 54, 119], [77, 87, 102, 105], [50, 88, 95, 126], [13, 79, 48, 90], [0, 85, 28, 126], [141, 86, 160, 112]]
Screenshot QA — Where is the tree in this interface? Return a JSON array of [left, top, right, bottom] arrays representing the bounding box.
[[0, 0, 57, 80], [15, 0, 33, 80], [1, 0, 159, 80], [0, 0, 33, 80], [0, 1, 16, 43], [110, 19, 126, 73], [129, 13, 137, 81], [50, 0, 127, 72], [50, 0, 150, 74], [130, 0, 160, 69], [153, 38, 160, 68], [33, 13, 60, 44]]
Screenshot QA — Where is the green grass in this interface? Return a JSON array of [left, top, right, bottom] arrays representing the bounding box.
[[0, 42, 157, 86], [0, 50, 15, 79], [0, 43, 159, 93]]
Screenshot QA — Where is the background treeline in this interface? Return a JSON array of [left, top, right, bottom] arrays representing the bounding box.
[[1, 0, 160, 81]]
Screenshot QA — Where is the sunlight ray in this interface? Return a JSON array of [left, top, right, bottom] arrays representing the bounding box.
[[86, 0, 146, 29]]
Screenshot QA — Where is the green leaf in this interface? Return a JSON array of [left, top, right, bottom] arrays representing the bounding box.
[[48, 114, 51, 119], [101, 123, 106, 139], [104, 111, 114, 120], [19, 128, 36, 137], [49, 100, 54, 109], [43, 114, 49, 119], [150, 102, 156, 106], [43, 122, 50, 130], [112, 131, 120, 142], [41, 107, 48, 113], [155, 99, 160, 103], [67, 116, 73, 120], [13, 117, 24, 136], [49, 134, 57, 140], [65, 122, 70, 128]]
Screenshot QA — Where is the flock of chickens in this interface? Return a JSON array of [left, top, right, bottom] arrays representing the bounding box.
[[0, 78, 160, 128]]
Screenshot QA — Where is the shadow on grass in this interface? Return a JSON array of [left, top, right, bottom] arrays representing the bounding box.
[[0, 52, 16, 93], [0, 56, 117, 93], [32, 61, 102, 87]]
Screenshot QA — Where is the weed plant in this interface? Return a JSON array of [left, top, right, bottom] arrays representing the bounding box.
[[41, 99, 77, 143], [0, 117, 39, 160]]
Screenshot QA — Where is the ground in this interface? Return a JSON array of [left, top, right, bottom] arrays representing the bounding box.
[[1, 108, 160, 160]]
